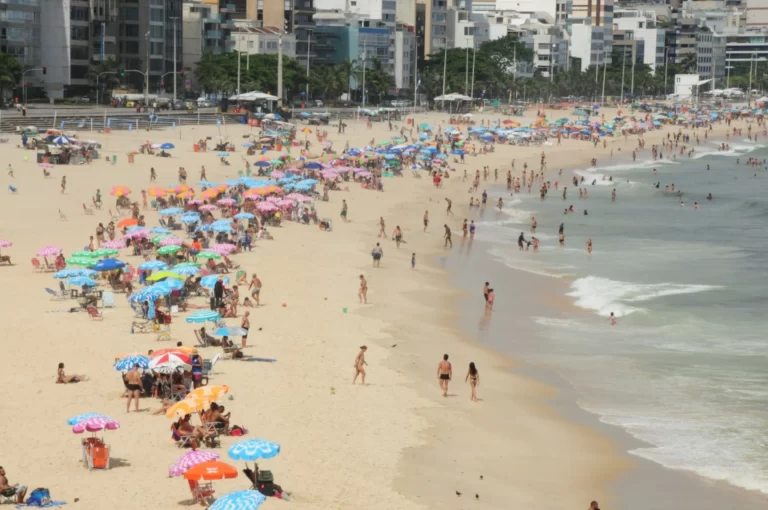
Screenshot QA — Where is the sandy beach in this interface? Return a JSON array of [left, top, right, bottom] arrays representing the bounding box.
[[0, 105, 740, 510]]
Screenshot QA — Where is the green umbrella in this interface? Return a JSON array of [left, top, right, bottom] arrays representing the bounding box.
[[157, 245, 182, 255], [151, 235, 171, 244], [67, 257, 97, 267], [173, 262, 202, 268], [72, 250, 98, 258], [146, 270, 184, 282], [195, 251, 221, 260], [93, 248, 118, 257], [376, 140, 391, 147], [269, 159, 284, 166]]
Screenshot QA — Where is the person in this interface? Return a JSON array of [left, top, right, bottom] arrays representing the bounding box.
[[7, 164, 13, 178], [249, 273, 262, 306], [486, 289, 495, 311], [125, 364, 143, 412], [587, 238, 593, 254], [241, 311, 250, 348], [610, 312, 617, 326], [423, 210, 429, 232], [612, 188, 617, 202], [445, 198, 453, 215], [213, 276, 224, 309], [411, 252, 416, 270], [340, 200, 348, 222], [190, 354, 203, 388], [60, 175, 67, 194], [0, 466, 27, 505], [465, 362, 479, 402], [358, 274, 367, 304], [444, 224, 452, 248], [437, 354, 452, 397], [150, 167, 157, 181], [177, 414, 216, 447], [589, 501, 600, 510], [371, 243, 383, 267], [469, 220, 476, 240], [392, 226, 403, 248], [208, 402, 230, 433], [378, 217, 386, 238], [57, 362, 87, 383], [353, 345, 368, 385], [518, 232, 526, 251], [483, 282, 489, 302]]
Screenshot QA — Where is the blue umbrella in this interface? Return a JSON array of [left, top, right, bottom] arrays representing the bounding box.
[[195, 224, 214, 232], [208, 491, 265, 510], [53, 135, 71, 144], [126, 226, 145, 233], [154, 278, 183, 291], [68, 276, 97, 287], [213, 326, 248, 337], [159, 207, 184, 216], [93, 259, 126, 272], [254, 161, 270, 167], [150, 227, 172, 235], [218, 152, 230, 157], [66, 412, 109, 426], [211, 224, 234, 233], [451, 149, 465, 156], [480, 134, 494, 142], [54, 268, 96, 278], [185, 310, 222, 323], [172, 265, 200, 276], [228, 439, 281, 461], [347, 149, 361, 156], [223, 179, 241, 187], [298, 179, 318, 186], [128, 287, 165, 302], [114, 355, 150, 371], [304, 162, 322, 170], [201, 275, 229, 288], [233, 212, 255, 220], [197, 180, 216, 187], [147, 283, 173, 296], [180, 215, 201, 224], [138, 260, 168, 271], [160, 143, 175, 150]]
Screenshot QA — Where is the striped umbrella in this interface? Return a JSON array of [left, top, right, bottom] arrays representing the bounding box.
[[157, 245, 182, 255], [101, 239, 126, 249], [195, 251, 221, 260], [201, 275, 228, 288], [217, 198, 236, 207], [123, 229, 149, 239], [93, 248, 118, 257], [114, 355, 150, 371], [72, 416, 120, 433], [67, 257, 97, 267], [208, 491, 266, 510], [188, 385, 229, 401], [227, 439, 281, 461], [210, 243, 237, 255], [110, 185, 132, 197], [199, 204, 217, 212], [185, 310, 221, 323], [37, 246, 62, 257], [138, 260, 168, 271], [169, 450, 220, 477], [152, 346, 198, 358], [67, 412, 109, 426], [148, 186, 167, 197], [159, 237, 184, 247], [149, 352, 191, 372]]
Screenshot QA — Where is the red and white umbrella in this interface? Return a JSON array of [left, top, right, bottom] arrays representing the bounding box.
[[37, 246, 62, 257], [72, 416, 120, 434], [217, 198, 236, 207], [149, 352, 192, 373], [159, 237, 184, 247], [102, 239, 126, 249]]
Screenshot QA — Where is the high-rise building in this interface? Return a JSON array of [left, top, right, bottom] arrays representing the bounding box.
[[261, 0, 315, 67], [416, 0, 448, 59]]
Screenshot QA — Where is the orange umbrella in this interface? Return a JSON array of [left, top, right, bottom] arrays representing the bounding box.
[[117, 218, 138, 228], [166, 396, 211, 419], [177, 189, 196, 199], [110, 185, 132, 197], [215, 184, 229, 192], [183, 461, 238, 481], [243, 189, 261, 198], [172, 184, 190, 194], [152, 346, 198, 358], [148, 186, 167, 197], [300, 128, 312, 134], [188, 385, 229, 401], [200, 189, 219, 200]]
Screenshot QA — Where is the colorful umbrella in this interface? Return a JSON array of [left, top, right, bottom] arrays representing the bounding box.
[[208, 491, 265, 510], [169, 450, 220, 477], [159, 207, 184, 216], [68, 276, 97, 287], [149, 352, 191, 372], [183, 461, 238, 481], [67, 413, 109, 426], [227, 439, 281, 461], [114, 355, 150, 371], [110, 185, 132, 197], [159, 237, 184, 247], [101, 239, 126, 249], [152, 346, 198, 358], [217, 198, 236, 207], [233, 212, 255, 220], [199, 204, 218, 212], [138, 260, 168, 271], [93, 259, 126, 271], [201, 275, 229, 288], [123, 228, 149, 239], [37, 246, 62, 257], [195, 251, 221, 260], [157, 245, 182, 255], [148, 186, 167, 197], [166, 396, 211, 419], [188, 385, 230, 402], [185, 310, 221, 323], [72, 416, 120, 433], [117, 218, 138, 229], [146, 270, 184, 281], [66, 257, 97, 267]]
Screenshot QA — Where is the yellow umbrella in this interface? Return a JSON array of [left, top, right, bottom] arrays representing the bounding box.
[[200, 189, 219, 200], [177, 189, 196, 199], [148, 186, 167, 197], [188, 385, 230, 401], [166, 396, 211, 419], [110, 185, 132, 197]]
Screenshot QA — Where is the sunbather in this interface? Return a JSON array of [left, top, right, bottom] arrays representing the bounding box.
[[208, 403, 230, 433], [199, 327, 220, 346], [0, 466, 27, 504], [177, 414, 217, 447], [244, 464, 290, 500], [57, 362, 88, 383]]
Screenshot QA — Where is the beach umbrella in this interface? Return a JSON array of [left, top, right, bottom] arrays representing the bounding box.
[[159, 237, 184, 247], [117, 218, 138, 229], [157, 245, 182, 255], [67, 413, 109, 426], [152, 347, 198, 359], [72, 416, 120, 433], [160, 143, 175, 150], [254, 160, 270, 168], [169, 450, 220, 478], [304, 162, 322, 170], [138, 260, 168, 271], [0, 239, 10, 257], [150, 227, 171, 235], [211, 223, 234, 233], [147, 186, 167, 197], [93, 248, 119, 257], [201, 275, 229, 288], [172, 265, 200, 276], [197, 180, 217, 187], [217, 198, 236, 207], [37, 246, 62, 257], [114, 355, 150, 371], [177, 190, 196, 199], [211, 243, 237, 254], [208, 491, 265, 510], [180, 213, 201, 224], [159, 207, 184, 216], [183, 461, 238, 481], [174, 262, 202, 268], [110, 185, 132, 197], [54, 268, 94, 279], [66, 257, 97, 267], [102, 239, 126, 249], [213, 326, 247, 337], [71, 250, 98, 258], [154, 278, 184, 292], [146, 270, 184, 282], [198, 204, 216, 212], [217, 152, 230, 157], [93, 259, 126, 271], [123, 228, 149, 239], [149, 352, 191, 372], [68, 276, 97, 287], [228, 439, 281, 461], [233, 212, 255, 220], [186, 310, 221, 323], [53, 135, 71, 144]]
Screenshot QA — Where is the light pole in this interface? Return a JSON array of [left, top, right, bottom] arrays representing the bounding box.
[[631, 42, 636, 99], [277, 31, 283, 107], [305, 29, 312, 101], [96, 71, 117, 105], [464, 46, 469, 95], [171, 17, 179, 106], [664, 47, 668, 97], [441, 42, 448, 107], [125, 70, 148, 104], [470, 44, 476, 99], [22, 68, 45, 106], [236, 35, 241, 99], [620, 46, 627, 104], [362, 44, 367, 106]]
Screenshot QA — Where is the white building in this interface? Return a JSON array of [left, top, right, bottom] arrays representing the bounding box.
[[504, 11, 569, 76], [745, 0, 768, 29], [471, 11, 510, 44], [40, 0, 71, 100], [570, 17, 610, 72], [674, 73, 709, 98], [496, 0, 572, 25], [446, 9, 477, 48], [230, 26, 296, 57], [613, 8, 665, 71], [394, 23, 416, 89]]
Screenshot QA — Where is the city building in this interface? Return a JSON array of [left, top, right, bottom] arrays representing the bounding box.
[[446, 9, 476, 48], [230, 26, 296, 57], [416, 0, 448, 59], [745, 0, 768, 28], [182, 0, 235, 87], [613, 8, 665, 71], [696, 30, 726, 86], [570, 17, 610, 71], [394, 22, 416, 90], [261, 0, 315, 67], [471, 10, 509, 45]]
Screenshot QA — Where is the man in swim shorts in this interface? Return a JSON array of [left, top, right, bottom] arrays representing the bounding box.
[[125, 364, 143, 413], [249, 273, 262, 306], [437, 354, 452, 397], [371, 243, 383, 267], [0, 467, 27, 504]]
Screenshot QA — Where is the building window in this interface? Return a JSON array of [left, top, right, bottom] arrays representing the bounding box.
[[150, 25, 163, 38], [150, 8, 164, 22], [71, 26, 89, 41], [150, 42, 163, 54], [70, 46, 89, 60], [124, 24, 140, 37], [124, 41, 139, 54], [71, 65, 89, 80], [150, 59, 164, 71], [123, 7, 139, 21], [71, 6, 89, 21]]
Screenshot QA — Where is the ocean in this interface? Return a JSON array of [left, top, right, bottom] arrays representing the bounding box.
[[452, 139, 768, 497]]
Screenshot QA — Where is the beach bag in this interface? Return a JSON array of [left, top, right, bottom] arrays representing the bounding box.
[[230, 425, 247, 436], [26, 488, 51, 506]]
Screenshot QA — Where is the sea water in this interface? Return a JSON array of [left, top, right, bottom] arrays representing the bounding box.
[[470, 140, 768, 494]]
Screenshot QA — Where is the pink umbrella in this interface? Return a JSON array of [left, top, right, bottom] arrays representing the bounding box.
[[102, 239, 126, 249], [286, 167, 302, 174], [37, 246, 62, 257], [0, 239, 12, 248], [210, 243, 237, 255], [320, 170, 338, 179], [188, 199, 204, 205], [270, 170, 285, 179], [217, 198, 236, 207], [199, 204, 217, 212], [353, 168, 368, 173], [432, 159, 446, 166], [266, 196, 281, 203], [244, 195, 262, 201], [285, 193, 311, 202], [357, 171, 372, 177], [72, 416, 120, 434], [39, 163, 54, 169], [168, 450, 220, 477], [278, 199, 295, 208], [159, 237, 184, 246], [256, 202, 278, 212], [124, 229, 149, 239]]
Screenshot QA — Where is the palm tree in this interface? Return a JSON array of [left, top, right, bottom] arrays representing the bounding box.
[[0, 53, 22, 105], [88, 56, 123, 104], [336, 58, 355, 100]]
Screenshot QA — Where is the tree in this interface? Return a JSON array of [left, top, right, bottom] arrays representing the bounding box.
[[89, 56, 123, 103], [0, 53, 23, 105]]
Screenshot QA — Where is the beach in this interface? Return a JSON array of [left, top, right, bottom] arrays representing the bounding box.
[[0, 106, 764, 510]]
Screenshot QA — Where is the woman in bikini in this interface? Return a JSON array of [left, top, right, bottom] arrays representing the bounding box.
[[57, 363, 87, 384], [465, 362, 479, 402]]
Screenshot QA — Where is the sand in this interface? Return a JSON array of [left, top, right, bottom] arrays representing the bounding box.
[[0, 106, 720, 510]]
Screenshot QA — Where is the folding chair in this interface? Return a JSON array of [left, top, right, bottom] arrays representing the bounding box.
[[45, 287, 66, 300], [188, 480, 215, 506], [87, 305, 104, 320], [32, 258, 43, 272], [102, 291, 116, 308], [83, 203, 94, 215], [171, 424, 196, 448], [8, 185, 18, 194]]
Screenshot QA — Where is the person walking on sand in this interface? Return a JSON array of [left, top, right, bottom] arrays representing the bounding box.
[[341, 200, 348, 222], [60, 176, 67, 194], [371, 243, 383, 267], [150, 167, 156, 182], [358, 274, 368, 304], [249, 273, 262, 306], [7, 164, 13, 178], [465, 362, 479, 402], [445, 198, 453, 215], [125, 364, 143, 412], [378, 216, 386, 238], [392, 226, 403, 248], [241, 311, 250, 348], [411, 252, 416, 270], [353, 345, 368, 384], [423, 210, 429, 232], [437, 354, 452, 397], [486, 289, 495, 311], [444, 224, 453, 248]]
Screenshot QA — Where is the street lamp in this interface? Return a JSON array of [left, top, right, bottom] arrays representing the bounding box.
[[170, 17, 179, 106], [305, 29, 312, 101], [22, 67, 46, 106]]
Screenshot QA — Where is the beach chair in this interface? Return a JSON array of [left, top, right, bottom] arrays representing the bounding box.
[[32, 258, 43, 272], [83, 203, 94, 215], [108, 209, 119, 221], [8, 185, 17, 194], [235, 270, 246, 284], [171, 424, 196, 448], [86, 441, 110, 470], [102, 291, 115, 308], [188, 480, 215, 506], [45, 287, 66, 300], [87, 305, 104, 320], [223, 255, 240, 270], [131, 320, 152, 334]]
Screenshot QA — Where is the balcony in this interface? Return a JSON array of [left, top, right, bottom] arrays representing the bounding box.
[[206, 30, 223, 39]]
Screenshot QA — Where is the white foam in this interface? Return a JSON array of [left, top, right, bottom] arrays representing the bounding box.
[[567, 276, 720, 317], [573, 170, 616, 186]]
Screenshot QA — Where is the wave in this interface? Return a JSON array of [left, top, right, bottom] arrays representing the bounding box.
[[566, 276, 720, 317], [488, 246, 574, 279]]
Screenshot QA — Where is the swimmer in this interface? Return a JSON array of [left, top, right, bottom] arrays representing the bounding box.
[[587, 238, 592, 254], [610, 312, 617, 326]]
